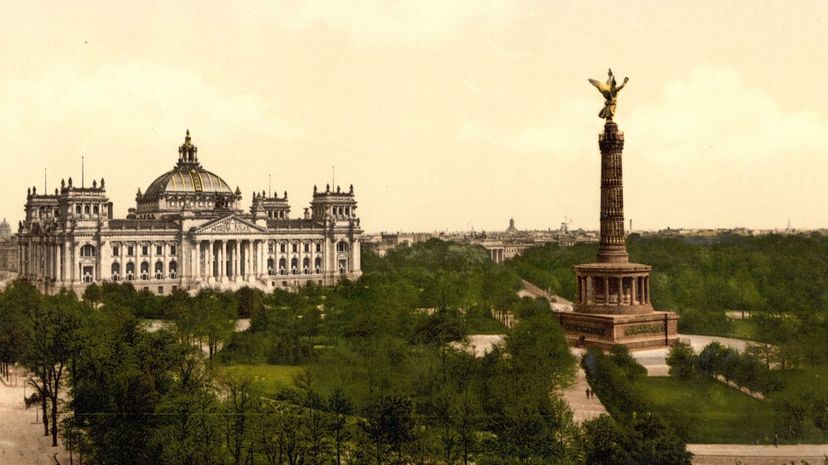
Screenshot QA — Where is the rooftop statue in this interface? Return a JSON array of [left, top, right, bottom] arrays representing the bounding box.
[[588, 68, 629, 121]]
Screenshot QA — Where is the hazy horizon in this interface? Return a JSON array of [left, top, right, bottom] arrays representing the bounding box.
[[2, 1, 826, 232]]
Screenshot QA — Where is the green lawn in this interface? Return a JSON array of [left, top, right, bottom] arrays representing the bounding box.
[[635, 377, 778, 444], [216, 364, 305, 398], [729, 319, 756, 340], [681, 317, 758, 341]]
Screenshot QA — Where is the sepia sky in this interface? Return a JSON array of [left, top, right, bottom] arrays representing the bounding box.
[[1, 0, 827, 233]]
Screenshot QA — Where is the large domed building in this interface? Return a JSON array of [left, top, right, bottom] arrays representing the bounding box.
[[17, 131, 363, 294]]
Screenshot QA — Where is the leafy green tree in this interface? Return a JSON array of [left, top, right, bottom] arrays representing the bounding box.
[[361, 396, 416, 465], [224, 375, 258, 465], [235, 286, 265, 318], [328, 388, 353, 465], [666, 342, 696, 379], [0, 280, 36, 378], [82, 282, 102, 308], [193, 290, 236, 366], [581, 415, 635, 465], [21, 289, 83, 446]]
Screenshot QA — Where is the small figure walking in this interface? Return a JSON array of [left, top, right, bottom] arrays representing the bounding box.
[[586, 388, 591, 399], [773, 433, 778, 448]]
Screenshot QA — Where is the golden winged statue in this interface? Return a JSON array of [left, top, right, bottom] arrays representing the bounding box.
[[588, 68, 629, 121]]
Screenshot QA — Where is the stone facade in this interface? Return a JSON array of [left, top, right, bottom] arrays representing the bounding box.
[[17, 131, 363, 295], [559, 121, 678, 350], [0, 218, 18, 272]]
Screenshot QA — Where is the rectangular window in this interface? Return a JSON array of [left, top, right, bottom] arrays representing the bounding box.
[[292, 244, 298, 253], [315, 243, 321, 252], [268, 243, 274, 253], [128, 246, 134, 256], [304, 243, 310, 253], [156, 245, 162, 255], [170, 245, 177, 255], [112, 246, 120, 256], [158, 286, 164, 294], [142, 246, 148, 256], [280, 243, 286, 253], [171, 285, 177, 292]]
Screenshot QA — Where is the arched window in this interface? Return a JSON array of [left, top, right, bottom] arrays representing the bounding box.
[[302, 257, 310, 274], [314, 257, 322, 274], [111, 262, 120, 281], [169, 261, 178, 279], [337, 241, 349, 252], [291, 258, 298, 274], [267, 258, 275, 275], [140, 262, 149, 280], [155, 261, 164, 279], [126, 262, 135, 280], [81, 244, 97, 257], [278, 258, 286, 275]]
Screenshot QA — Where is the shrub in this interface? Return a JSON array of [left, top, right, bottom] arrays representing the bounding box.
[[666, 342, 696, 380]]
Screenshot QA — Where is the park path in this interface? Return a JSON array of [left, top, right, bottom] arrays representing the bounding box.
[[688, 444, 828, 465], [560, 367, 607, 423], [0, 368, 68, 465]]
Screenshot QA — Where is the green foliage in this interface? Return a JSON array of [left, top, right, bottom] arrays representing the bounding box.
[[509, 234, 828, 337], [694, 342, 778, 395], [666, 342, 695, 379], [580, 350, 692, 464], [0, 280, 37, 369]]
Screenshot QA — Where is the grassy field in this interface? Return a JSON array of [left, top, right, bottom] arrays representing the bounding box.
[[729, 319, 756, 340], [683, 317, 758, 341], [216, 364, 305, 398], [635, 377, 778, 444]]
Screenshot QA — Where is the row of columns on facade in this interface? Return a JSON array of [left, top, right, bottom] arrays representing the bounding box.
[[19, 237, 359, 286], [20, 241, 67, 283], [190, 239, 350, 283], [577, 275, 650, 306]]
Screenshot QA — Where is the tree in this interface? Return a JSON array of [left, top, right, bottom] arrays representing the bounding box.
[[235, 286, 265, 318], [361, 396, 416, 464], [666, 342, 696, 380], [224, 376, 258, 465], [194, 290, 236, 366], [580, 415, 635, 465], [82, 283, 102, 308], [21, 290, 82, 446], [328, 388, 353, 465], [0, 280, 35, 379]]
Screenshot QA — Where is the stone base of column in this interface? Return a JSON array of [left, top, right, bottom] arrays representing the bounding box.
[[557, 310, 679, 350]]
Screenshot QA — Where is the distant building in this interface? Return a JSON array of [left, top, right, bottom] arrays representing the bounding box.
[[0, 218, 18, 272], [371, 232, 435, 257], [17, 130, 363, 295], [505, 217, 519, 235]]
